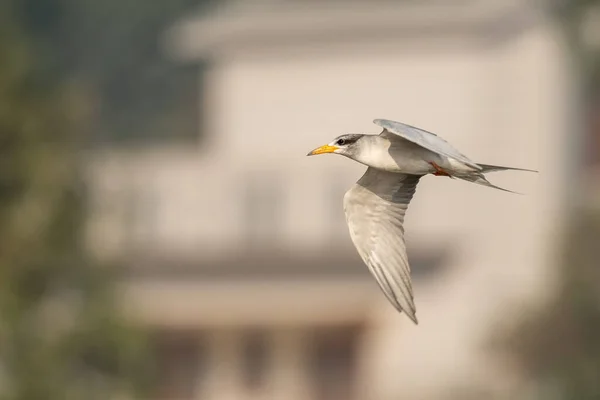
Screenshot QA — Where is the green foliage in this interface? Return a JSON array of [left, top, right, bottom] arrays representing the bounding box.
[[493, 2, 600, 398], [496, 210, 600, 399], [0, 3, 152, 399], [552, 0, 600, 93], [13, 0, 208, 144]]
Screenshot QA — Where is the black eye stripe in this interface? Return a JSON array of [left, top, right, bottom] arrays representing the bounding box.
[[336, 136, 358, 146]]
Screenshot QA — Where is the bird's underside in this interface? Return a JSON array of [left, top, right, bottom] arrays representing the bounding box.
[[343, 168, 421, 323], [430, 161, 451, 176]]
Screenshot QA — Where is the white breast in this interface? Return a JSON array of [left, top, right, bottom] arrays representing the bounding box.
[[353, 136, 437, 175]]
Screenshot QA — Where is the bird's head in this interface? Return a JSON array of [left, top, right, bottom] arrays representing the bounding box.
[[306, 134, 365, 158]]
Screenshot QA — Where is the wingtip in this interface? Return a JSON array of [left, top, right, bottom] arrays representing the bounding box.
[[406, 312, 419, 325]]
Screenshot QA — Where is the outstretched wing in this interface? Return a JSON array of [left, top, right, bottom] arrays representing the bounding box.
[[373, 118, 481, 171], [343, 167, 421, 324]]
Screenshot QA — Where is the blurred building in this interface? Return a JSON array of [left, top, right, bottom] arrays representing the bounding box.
[[86, 1, 571, 399]]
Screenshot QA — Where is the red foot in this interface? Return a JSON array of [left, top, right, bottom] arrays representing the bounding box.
[[429, 162, 451, 177]]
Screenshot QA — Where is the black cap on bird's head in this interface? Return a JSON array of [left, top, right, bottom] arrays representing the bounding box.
[[306, 133, 365, 156]]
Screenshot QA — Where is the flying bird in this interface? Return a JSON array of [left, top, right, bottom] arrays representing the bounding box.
[[307, 119, 536, 324]]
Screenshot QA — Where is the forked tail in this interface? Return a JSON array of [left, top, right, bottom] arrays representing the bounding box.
[[477, 163, 538, 174], [453, 163, 537, 194], [453, 174, 522, 194]]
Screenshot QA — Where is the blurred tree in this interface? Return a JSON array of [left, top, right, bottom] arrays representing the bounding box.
[[494, 1, 600, 399], [555, 0, 600, 89], [0, 2, 152, 399], [16, 0, 213, 145], [554, 0, 600, 166], [496, 209, 600, 399]]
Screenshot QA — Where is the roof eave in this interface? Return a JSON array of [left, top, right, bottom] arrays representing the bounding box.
[[163, 1, 543, 61]]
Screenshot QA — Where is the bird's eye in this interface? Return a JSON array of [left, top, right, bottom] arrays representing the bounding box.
[[336, 138, 346, 146]]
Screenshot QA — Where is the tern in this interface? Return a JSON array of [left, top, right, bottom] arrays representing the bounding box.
[[307, 119, 536, 324]]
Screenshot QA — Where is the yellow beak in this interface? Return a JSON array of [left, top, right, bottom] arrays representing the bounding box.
[[306, 144, 339, 156]]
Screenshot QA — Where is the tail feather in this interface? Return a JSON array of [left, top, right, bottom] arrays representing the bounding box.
[[446, 161, 536, 194], [477, 163, 538, 174], [453, 174, 523, 194]]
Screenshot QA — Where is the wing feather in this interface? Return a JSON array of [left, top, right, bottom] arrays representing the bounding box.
[[343, 167, 421, 324], [373, 118, 481, 170]]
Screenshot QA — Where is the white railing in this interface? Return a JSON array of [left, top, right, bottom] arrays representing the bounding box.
[[85, 150, 355, 260]]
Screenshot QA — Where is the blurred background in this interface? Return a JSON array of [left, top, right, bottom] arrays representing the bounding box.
[[1, 0, 600, 399]]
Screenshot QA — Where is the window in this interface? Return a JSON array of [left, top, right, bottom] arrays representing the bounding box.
[[152, 330, 206, 399], [588, 99, 600, 166], [93, 61, 203, 146], [241, 330, 270, 391], [125, 177, 160, 249], [242, 172, 283, 246], [308, 326, 360, 400]]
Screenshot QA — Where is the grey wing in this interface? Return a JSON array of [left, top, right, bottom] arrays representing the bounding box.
[[373, 118, 482, 171], [343, 167, 421, 324]]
